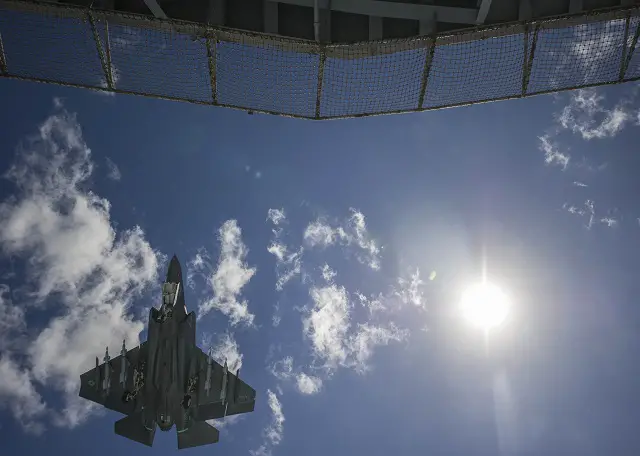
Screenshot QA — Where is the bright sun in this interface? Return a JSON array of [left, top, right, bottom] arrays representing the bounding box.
[[460, 281, 510, 330]]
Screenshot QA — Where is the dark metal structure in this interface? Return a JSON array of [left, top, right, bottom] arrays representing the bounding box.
[[60, 0, 639, 42], [78, 255, 256, 449], [0, 0, 639, 119]]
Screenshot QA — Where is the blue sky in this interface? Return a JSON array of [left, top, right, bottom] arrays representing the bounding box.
[[1, 78, 640, 456]]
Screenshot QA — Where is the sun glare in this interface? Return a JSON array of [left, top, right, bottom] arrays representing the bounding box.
[[460, 281, 510, 331]]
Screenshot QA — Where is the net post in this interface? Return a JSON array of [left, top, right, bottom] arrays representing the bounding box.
[[619, 13, 631, 81], [521, 23, 539, 96], [104, 21, 115, 89], [620, 13, 640, 81], [417, 37, 435, 109], [315, 44, 326, 119], [206, 31, 218, 105], [0, 31, 7, 75], [87, 11, 114, 90]]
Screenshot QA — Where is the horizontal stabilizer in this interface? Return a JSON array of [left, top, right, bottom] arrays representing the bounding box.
[[195, 402, 227, 421], [177, 421, 220, 449], [115, 412, 155, 447]]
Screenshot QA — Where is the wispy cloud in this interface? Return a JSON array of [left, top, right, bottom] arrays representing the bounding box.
[[295, 372, 323, 395], [267, 208, 286, 226], [564, 199, 597, 229], [540, 86, 640, 229], [302, 283, 408, 373], [207, 413, 244, 433], [202, 332, 243, 373], [600, 216, 618, 227], [558, 88, 637, 140], [395, 268, 425, 309], [195, 220, 256, 326], [267, 208, 303, 291], [304, 209, 381, 270], [105, 157, 121, 181], [0, 102, 160, 432], [269, 356, 323, 395], [539, 134, 570, 169], [0, 356, 47, 434], [250, 390, 285, 456]]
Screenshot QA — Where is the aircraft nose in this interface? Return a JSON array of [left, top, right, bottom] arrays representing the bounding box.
[[166, 255, 182, 283]]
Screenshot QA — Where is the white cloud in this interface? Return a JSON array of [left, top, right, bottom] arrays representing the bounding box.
[[250, 390, 284, 456], [105, 157, 121, 181], [304, 220, 346, 247], [186, 248, 209, 290], [270, 356, 294, 381], [0, 104, 160, 432], [354, 291, 386, 314], [196, 220, 256, 326], [204, 332, 243, 373], [303, 285, 351, 367], [558, 88, 636, 140], [303, 209, 381, 270], [564, 200, 597, 229], [207, 413, 244, 432], [0, 356, 47, 434], [347, 323, 407, 373], [348, 210, 382, 270], [267, 209, 286, 226], [573, 181, 588, 187], [267, 209, 302, 291], [539, 134, 570, 169], [600, 217, 618, 227], [268, 243, 302, 291], [295, 373, 322, 395], [302, 284, 408, 373], [395, 268, 425, 308], [268, 356, 323, 396], [320, 264, 336, 282], [272, 302, 281, 327]]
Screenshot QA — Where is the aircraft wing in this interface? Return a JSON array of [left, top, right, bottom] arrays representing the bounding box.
[[79, 342, 147, 416], [192, 347, 256, 422]]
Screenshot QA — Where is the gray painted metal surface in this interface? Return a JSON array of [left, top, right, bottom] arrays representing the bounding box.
[[0, 0, 639, 119], [78, 255, 256, 449]]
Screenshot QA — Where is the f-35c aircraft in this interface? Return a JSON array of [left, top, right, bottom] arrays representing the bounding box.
[[78, 255, 256, 449]]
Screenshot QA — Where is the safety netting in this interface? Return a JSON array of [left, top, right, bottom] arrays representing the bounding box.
[[0, 0, 638, 119]]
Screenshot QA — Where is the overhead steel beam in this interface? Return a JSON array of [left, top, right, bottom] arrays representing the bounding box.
[[420, 9, 436, 35], [476, 0, 492, 24], [264, 0, 278, 33], [519, 0, 532, 20], [207, 0, 225, 25], [369, 15, 383, 40], [267, 0, 478, 24], [569, 0, 583, 14], [143, 0, 167, 19]]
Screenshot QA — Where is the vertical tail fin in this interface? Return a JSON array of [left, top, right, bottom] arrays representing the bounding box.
[[114, 412, 156, 447], [177, 421, 220, 449]]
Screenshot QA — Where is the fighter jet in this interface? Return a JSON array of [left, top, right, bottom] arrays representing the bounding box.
[[78, 255, 256, 449]]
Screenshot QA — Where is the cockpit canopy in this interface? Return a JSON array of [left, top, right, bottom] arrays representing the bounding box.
[[162, 282, 179, 307], [157, 412, 173, 431]]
